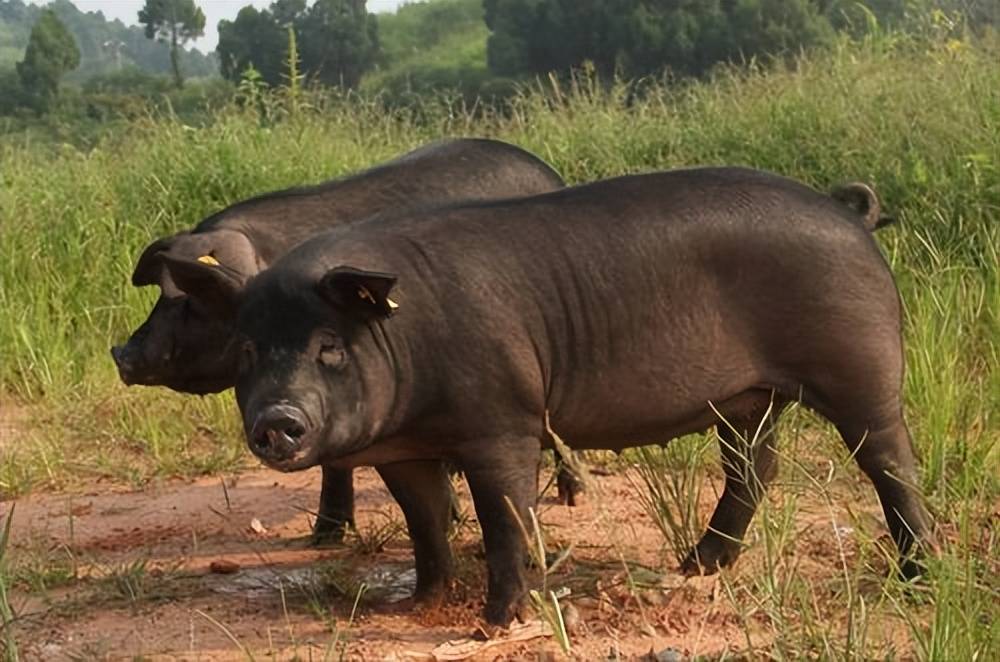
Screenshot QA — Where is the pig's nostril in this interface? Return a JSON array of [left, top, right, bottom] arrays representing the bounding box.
[[251, 405, 309, 460], [263, 421, 305, 443], [256, 429, 275, 452]]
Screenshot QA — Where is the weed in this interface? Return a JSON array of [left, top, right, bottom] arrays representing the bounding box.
[[10, 543, 76, 597], [0, 505, 17, 662], [507, 500, 574, 653], [297, 560, 367, 620], [349, 510, 405, 555], [629, 435, 713, 566], [195, 608, 258, 662]]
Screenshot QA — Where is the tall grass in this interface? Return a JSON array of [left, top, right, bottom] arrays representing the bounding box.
[[0, 24, 996, 660], [0, 27, 996, 510], [0, 506, 17, 661]]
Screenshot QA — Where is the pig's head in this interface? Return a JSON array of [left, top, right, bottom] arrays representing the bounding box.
[[111, 229, 260, 394], [234, 265, 399, 472]]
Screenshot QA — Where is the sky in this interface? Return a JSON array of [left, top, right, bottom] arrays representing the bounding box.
[[27, 0, 411, 51]]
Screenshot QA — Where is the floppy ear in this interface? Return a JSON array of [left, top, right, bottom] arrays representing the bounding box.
[[160, 253, 245, 316], [318, 266, 399, 318], [134, 229, 261, 289], [132, 236, 178, 287]]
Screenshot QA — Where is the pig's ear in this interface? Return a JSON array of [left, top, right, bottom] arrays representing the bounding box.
[[318, 266, 399, 318], [132, 236, 177, 287], [160, 254, 245, 315]]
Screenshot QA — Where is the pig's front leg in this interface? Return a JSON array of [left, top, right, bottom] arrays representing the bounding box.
[[377, 460, 455, 602], [460, 435, 542, 626], [312, 466, 355, 546]]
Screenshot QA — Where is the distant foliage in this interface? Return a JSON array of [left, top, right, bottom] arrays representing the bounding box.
[[362, 0, 492, 103], [217, 0, 378, 90], [483, 0, 836, 78], [828, 0, 998, 34], [217, 3, 293, 86], [138, 0, 206, 87], [0, 0, 216, 80], [300, 0, 379, 88], [16, 9, 80, 113], [482, 0, 997, 79]]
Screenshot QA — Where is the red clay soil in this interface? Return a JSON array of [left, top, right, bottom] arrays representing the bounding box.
[[2, 457, 912, 661]]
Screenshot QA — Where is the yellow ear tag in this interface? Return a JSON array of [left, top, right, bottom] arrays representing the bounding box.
[[357, 286, 398, 312], [197, 254, 220, 266]]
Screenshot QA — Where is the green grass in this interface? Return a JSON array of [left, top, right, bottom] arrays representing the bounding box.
[[1, 506, 17, 661], [0, 27, 997, 658], [2, 31, 995, 498], [363, 0, 492, 102]]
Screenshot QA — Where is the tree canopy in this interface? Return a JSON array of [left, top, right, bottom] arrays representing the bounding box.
[[485, 0, 870, 79], [0, 0, 217, 81], [16, 8, 80, 112], [217, 0, 378, 89], [138, 0, 206, 87], [218, 5, 291, 86]]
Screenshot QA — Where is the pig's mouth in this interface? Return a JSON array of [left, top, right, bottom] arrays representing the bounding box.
[[256, 442, 323, 472], [111, 346, 233, 394], [110, 345, 142, 385], [110, 345, 168, 388]]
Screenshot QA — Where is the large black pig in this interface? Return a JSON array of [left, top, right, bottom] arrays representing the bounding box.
[[227, 166, 934, 626], [110, 138, 567, 543]]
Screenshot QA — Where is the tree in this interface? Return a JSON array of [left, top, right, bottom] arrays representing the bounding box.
[[218, 6, 288, 86], [138, 0, 206, 87], [298, 0, 379, 89], [16, 8, 80, 113], [483, 0, 838, 80], [727, 0, 834, 65], [483, 0, 536, 76], [217, 0, 307, 86], [216, 0, 377, 90]]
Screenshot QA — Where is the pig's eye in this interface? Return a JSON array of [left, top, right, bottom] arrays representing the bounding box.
[[238, 341, 257, 374], [317, 332, 346, 368]]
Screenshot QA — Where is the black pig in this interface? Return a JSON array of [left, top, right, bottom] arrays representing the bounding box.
[[111, 138, 567, 543], [229, 167, 933, 626]]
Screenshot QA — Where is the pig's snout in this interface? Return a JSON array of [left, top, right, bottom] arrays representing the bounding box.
[[111, 345, 138, 385], [250, 404, 309, 463]]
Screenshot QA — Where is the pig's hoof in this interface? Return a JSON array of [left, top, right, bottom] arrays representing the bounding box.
[[482, 592, 531, 628], [483, 598, 518, 627], [556, 472, 584, 507], [898, 555, 929, 583], [680, 537, 740, 576], [413, 583, 450, 608], [310, 519, 351, 547], [484, 603, 511, 627]]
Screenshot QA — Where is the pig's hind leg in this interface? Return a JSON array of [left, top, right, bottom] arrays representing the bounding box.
[[832, 408, 935, 579], [681, 391, 787, 575], [806, 323, 936, 579]]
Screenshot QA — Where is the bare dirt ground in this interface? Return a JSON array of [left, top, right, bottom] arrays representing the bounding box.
[[1, 447, 921, 662]]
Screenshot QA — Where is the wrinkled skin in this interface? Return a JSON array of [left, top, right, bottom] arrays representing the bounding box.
[[111, 138, 569, 544], [234, 167, 935, 626]]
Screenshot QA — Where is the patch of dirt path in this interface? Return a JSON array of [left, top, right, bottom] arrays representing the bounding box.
[[0, 396, 27, 451], [2, 459, 908, 661]]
